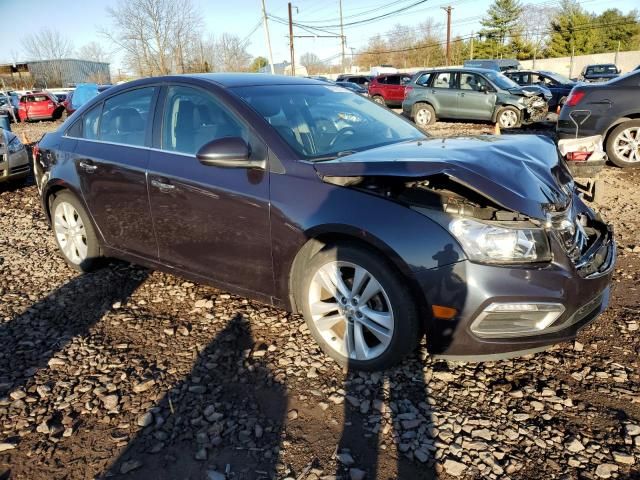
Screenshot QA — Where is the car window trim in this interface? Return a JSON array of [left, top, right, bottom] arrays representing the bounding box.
[[64, 84, 161, 145], [59, 135, 197, 158]]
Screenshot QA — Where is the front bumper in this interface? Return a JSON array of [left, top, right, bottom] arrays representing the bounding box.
[[416, 220, 615, 359], [0, 149, 30, 183]]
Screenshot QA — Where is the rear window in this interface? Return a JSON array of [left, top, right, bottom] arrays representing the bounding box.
[[586, 65, 617, 75], [32, 95, 49, 102]]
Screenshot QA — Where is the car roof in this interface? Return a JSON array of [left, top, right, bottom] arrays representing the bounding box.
[[585, 63, 616, 67], [184, 73, 324, 87]]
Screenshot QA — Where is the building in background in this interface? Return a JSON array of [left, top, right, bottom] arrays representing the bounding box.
[[0, 59, 111, 89]]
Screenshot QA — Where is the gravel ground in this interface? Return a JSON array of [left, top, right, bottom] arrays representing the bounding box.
[[0, 119, 639, 480]]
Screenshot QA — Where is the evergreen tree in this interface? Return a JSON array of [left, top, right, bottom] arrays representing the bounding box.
[[546, 0, 596, 57], [249, 56, 269, 72], [594, 9, 640, 52], [480, 0, 523, 49]]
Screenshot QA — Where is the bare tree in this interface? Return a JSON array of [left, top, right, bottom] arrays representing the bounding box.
[[22, 28, 74, 60], [22, 28, 75, 86], [208, 33, 252, 72], [78, 42, 111, 63], [102, 0, 202, 76], [300, 52, 326, 75]]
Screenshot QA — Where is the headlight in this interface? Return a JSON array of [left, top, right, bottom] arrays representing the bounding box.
[[7, 136, 25, 154], [449, 218, 551, 263]]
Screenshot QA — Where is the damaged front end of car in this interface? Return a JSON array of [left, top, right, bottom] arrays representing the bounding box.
[[313, 135, 615, 359], [518, 90, 550, 124]]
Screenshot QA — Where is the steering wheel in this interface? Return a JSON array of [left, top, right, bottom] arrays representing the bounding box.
[[329, 127, 356, 148]]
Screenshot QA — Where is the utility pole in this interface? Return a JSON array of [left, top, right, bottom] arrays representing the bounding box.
[[261, 0, 276, 74], [470, 32, 474, 60], [339, 0, 346, 72], [288, 2, 295, 76], [442, 6, 452, 66]]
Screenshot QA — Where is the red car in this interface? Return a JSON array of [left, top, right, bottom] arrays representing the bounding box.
[[368, 73, 413, 107], [17, 93, 63, 122]]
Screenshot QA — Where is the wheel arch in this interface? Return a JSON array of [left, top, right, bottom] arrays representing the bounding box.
[[411, 101, 436, 118], [603, 114, 640, 149], [287, 227, 429, 322]]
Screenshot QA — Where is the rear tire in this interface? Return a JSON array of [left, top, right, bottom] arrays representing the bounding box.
[[413, 103, 436, 127], [372, 95, 385, 106], [51, 191, 101, 272], [299, 243, 420, 371], [606, 120, 640, 168]]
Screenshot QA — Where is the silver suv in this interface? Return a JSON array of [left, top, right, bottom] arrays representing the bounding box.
[[402, 67, 551, 128]]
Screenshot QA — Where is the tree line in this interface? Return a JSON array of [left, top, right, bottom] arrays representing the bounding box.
[[355, 0, 640, 68]]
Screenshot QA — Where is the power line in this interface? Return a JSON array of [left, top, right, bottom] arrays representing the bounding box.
[[354, 18, 640, 55]]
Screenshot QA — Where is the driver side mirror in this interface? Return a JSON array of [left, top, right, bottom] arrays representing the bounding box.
[[196, 137, 265, 169], [478, 84, 488, 93]]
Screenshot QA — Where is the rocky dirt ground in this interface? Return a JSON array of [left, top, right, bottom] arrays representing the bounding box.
[[0, 119, 639, 480]]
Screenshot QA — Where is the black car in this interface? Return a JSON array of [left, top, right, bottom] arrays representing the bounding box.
[[578, 64, 620, 83], [505, 70, 577, 110], [335, 74, 372, 87], [34, 74, 614, 370], [558, 70, 640, 167], [336, 81, 367, 95]]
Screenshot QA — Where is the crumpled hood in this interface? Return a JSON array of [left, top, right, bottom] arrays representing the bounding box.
[[313, 135, 574, 220]]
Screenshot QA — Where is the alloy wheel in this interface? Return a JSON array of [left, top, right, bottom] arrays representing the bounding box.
[[416, 108, 432, 126], [53, 201, 88, 264], [499, 109, 518, 128], [373, 96, 385, 105], [308, 261, 394, 361], [613, 126, 640, 163]]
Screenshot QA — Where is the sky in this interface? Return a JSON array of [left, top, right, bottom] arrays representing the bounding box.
[[1, 0, 637, 72]]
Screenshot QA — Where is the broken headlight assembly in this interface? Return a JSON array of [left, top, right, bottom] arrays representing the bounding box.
[[449, 218, 551, 264]]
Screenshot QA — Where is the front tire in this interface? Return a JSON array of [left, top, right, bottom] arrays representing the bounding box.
[[51, 191, 101, 272], [497, 106, 521, 129], [606, 120, 640, 168], [300, 243, 420, 371], [372, 95, 385, 106]]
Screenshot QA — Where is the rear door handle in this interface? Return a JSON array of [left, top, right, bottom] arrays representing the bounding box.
[[78, 160, 97, 173], [151, 178, 176, 192]]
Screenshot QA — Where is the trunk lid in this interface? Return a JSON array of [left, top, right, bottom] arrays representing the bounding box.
[[313, 135, 573, 220]]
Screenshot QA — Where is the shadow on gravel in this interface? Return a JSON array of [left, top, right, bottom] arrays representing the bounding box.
[[336, 357, 438, 480], [105, 313, 286, 480], [0, 263, 147, 405]]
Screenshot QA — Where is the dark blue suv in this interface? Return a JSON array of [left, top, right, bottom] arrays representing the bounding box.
[[505, 70, 577, 110]]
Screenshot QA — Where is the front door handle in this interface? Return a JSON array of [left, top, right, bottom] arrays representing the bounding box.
[[78, 160, 97, 173], [151, 179, 176, 192]]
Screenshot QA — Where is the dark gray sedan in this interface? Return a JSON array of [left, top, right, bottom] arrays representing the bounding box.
[[34, 74, 614, 370]]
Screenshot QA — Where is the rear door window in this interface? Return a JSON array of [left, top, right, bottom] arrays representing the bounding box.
[[433, 72, 455, 89], [82, 104, 102, 140], [161, 85, 247, 155], [98, 87, 156, 147], [385, 75, 401, 85]]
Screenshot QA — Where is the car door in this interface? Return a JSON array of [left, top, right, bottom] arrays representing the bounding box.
[[533, 73, 561, 107], [72, 86, 158, 258], [429, 72, 459, 118], [147, 83, 273, 296], [385, 75, 403, 102], [457, 72, 496, 120]]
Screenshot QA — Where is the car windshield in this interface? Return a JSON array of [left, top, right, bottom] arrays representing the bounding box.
[[542, 71, 572, 84], [232, 84, 425, 160], [483, 71, 519, 90], [586, 65, 617, 75]]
